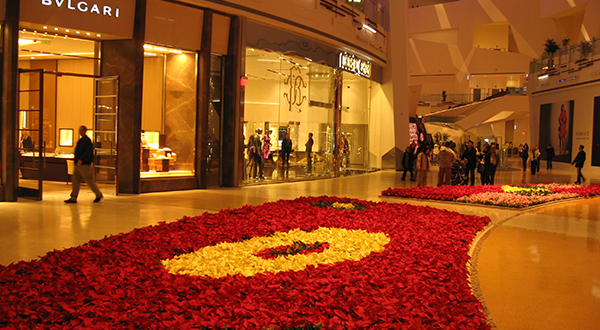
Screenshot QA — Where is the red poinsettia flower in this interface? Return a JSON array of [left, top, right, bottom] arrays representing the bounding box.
[[0, 197, 491, 329]]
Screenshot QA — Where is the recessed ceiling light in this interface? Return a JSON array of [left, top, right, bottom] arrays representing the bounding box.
[[96, 34, 101, 37], [76, 31, 80, 34], [54, 28, 58, 31], [86, 32, 90, 35], [43, 26, 47, 29], [66, 29, 70, 32]]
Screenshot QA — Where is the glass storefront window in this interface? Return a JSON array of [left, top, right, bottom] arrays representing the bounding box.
[[244, 48, 336, 183], [340, 71, 371, 169], [141, 45, 197, 178], [17, 30, 99, 156]]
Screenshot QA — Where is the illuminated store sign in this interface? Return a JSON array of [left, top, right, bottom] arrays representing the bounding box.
[[41, 0, 120, 17], [22, 0, 135, 38], [338, 52, 371, 78]]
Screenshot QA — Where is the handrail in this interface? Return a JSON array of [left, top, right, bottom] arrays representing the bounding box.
[[529, 36, 600, 75]]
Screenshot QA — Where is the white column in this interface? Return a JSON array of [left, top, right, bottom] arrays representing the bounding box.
[[382, 0, 411, 170]]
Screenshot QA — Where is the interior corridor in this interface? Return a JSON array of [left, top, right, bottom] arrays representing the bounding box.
[[1, 161, 599, 329]]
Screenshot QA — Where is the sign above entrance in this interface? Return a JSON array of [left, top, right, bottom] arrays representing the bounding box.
[[41, 0, 121, 17], [21, 0, 135, 39], [338, 52, 371, 78]]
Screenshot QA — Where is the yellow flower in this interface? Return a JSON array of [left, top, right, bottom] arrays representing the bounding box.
[[162, 227, 390, 278], [331, 202, 356, 210]]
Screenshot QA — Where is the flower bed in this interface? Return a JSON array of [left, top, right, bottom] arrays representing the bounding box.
[[382, 184, 600, 208], [0, 197, 491, 329]]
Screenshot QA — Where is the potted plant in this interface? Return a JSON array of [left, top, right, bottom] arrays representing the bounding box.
[[579, 40, 592, 61], [544, 38, 560, 68]]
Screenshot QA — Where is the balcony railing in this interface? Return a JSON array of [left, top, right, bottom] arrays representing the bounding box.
[[530, 37, 600, 75], [419, 88, 526, 104]]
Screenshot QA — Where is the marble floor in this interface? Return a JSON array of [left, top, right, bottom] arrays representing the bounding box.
[[1, 159, 599, 329]]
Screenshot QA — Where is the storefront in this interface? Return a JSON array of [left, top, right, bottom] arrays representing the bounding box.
[[0, 1, 387, 201], [0, 0, 243, 201], [243, 21, 381, 184]]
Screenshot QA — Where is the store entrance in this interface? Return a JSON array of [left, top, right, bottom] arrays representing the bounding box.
[[93, 77, 119, 185], [18, 69, 44, 200], [17, 70, 119, 200]]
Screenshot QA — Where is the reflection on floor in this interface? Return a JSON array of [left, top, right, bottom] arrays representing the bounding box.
[[1, 158, 599, 329]]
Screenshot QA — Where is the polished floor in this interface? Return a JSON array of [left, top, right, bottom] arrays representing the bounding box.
[[1, 159, 599, 329]]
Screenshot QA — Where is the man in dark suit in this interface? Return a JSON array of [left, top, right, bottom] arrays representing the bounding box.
[[65, 126, 103, 203], [461, 140, 477, 185]]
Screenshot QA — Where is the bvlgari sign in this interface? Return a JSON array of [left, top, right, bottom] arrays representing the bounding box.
[[20, 0, 136, 38], [338, 52, 372, 78], [41, 0, 121, 18]]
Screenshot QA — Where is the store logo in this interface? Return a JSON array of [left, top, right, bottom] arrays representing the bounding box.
[[338, 52, 371, 78], [283, 66, 307, 112], [41, 0, 120, 18]]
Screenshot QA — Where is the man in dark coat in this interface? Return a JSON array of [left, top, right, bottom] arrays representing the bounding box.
[[572, 145, 586, 184], [65, 126, 103, 203], [281, 133, 293, 177], [461, 140, 477, 185], [401, 142, 416, 181], [546, 144, 555, 169]]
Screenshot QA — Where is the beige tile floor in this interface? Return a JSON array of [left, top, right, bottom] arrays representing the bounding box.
[[1, 158, 599, 329]]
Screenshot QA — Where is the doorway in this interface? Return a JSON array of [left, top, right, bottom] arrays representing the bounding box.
[[473, 88, 482, 101], [17, 69, 119, 200], [18, 69, 44, 199]]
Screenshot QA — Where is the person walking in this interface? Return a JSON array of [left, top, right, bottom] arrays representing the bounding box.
[[461, 140, 477, 185], [437, 142, 456, 186], [401, 142, 416, 181], [572, 145, 586, 184], [65, 125, 103, 203], [416, 147, 431, 187], [546, 144, 555, 169]]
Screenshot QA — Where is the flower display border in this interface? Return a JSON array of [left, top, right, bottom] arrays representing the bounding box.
[[382, 184, 600, 208], [1, 196, 491, 329]]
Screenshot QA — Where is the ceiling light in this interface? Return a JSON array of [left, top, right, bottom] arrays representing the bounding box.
[[86, 32, 90, 36], [96, 34, 101, 37], [18, 39, 38, 46], [54, 28, 58, 31], [66, 29, 70, 32], [43, 26, 47, 29]]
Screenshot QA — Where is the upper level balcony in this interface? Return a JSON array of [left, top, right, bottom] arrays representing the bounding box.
[[528, 37, 600, 94]]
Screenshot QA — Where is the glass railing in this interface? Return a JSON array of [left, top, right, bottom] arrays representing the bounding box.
[[529, 36, 599, 75], [419, 88, 526, 104], [345, 0, 388, 31]]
